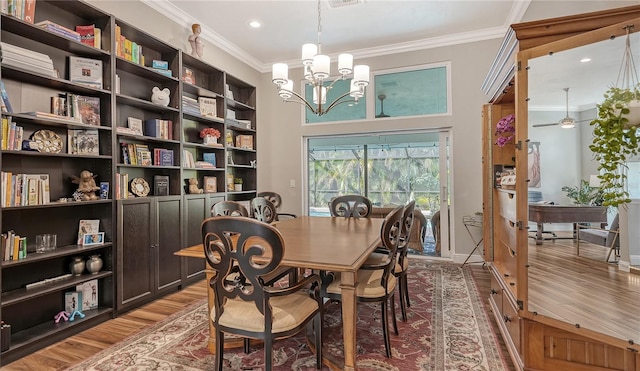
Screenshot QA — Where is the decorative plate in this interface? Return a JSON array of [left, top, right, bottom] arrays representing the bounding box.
[[130, 178, 150, 197], [31, 129, 63, 153]]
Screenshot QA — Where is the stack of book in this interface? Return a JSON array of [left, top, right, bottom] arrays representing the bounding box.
[[0, 172, 51, 207], [36, 20, 81, 42], [1, 0, 37, 24], [1, 230, 27, 262], [182, 96, 200, 116], [1, 117, 23, 151], [0, 42, 55, 77]]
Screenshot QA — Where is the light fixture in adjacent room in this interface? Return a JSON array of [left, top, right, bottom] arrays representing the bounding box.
[[271, 0, 369, 116]]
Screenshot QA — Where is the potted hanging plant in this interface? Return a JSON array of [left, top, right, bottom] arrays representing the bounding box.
[[199, 127, 221, 145], [494, 114, 515, 147], [589, 84, 640, 207]]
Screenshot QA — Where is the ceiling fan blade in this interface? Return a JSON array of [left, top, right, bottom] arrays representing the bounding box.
[[532, 122, 559, 127]]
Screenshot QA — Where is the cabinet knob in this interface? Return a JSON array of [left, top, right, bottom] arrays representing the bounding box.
[[490, 289, 498, 295], [503, 315, 512, 322]]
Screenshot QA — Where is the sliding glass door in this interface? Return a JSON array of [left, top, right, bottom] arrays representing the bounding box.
[[306, 131, 450, 258]]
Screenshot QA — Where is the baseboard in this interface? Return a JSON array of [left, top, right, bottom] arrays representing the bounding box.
[[629, 254, 640, 266], [618, 260, 631, 272]]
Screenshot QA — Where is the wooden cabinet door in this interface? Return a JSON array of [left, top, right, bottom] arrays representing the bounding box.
[[156, 196, 182, 292], [117, 199, 155, 311], [183, 195, 224, 282]]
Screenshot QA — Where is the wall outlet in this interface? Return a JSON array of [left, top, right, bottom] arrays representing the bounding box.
[[289, 179, 295, 188]]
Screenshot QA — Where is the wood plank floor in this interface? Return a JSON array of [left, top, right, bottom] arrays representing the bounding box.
[[2, 265, 515, 370], [526, 233, 640, 345], [2, 282, 209, 370]]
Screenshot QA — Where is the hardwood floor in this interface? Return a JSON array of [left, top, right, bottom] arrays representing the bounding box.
[[526, 234, 640, 345], [2, 282, 208, 370]]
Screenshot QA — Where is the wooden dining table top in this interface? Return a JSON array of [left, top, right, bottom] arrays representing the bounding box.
[[177, 216, 384, 273]]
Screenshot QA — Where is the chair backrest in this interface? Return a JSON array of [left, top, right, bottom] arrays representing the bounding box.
[[251, 197, 277, 224], [606, 213, 620, 247], [202, 216, 285, 317], [379, 205, 404, 282], [211, 200, 249, 217], [257, 192, 282, 209], [329, 195, 373, 218], [398, 200, 416, 251]]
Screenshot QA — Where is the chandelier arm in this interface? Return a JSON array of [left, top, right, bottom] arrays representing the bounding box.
[[323, 77, 347, 92], [323, 91, 359, 113], [280, 89, 320, 113]]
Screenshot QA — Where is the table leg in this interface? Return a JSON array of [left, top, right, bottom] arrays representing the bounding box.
[[340, 271, 357, 371], [536, 222, 543, 245]]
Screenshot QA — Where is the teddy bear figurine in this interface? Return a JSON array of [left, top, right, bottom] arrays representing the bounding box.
[[151, 86, 171, 107], [71, 170, 100, 201], [188, 178, 203, 194]]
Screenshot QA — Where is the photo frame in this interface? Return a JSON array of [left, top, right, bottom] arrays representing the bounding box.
[[203, 176, 217, 193], [83, 232, 105, 246]]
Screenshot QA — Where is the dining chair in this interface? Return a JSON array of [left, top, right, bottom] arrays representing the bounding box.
[[250, 197, 277, 224], [257, 191, 297, 220], [321, 204, 403, 358], [368, 201, 415, 322], [211, 200, 249, 217], [202, 216, 323, 370], [329, 194, 373, 218]]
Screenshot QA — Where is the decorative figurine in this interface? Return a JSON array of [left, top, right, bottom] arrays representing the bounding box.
[[187, 178, 203, 194], [151, 86, 171, 107], [71, 170, 100, 201], [68, 310, 85, 322], [54, 311, 70, 323], [188, 23, 204, 58]]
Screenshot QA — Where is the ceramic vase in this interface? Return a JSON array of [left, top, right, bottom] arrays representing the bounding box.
[[203, 135, 218, 145], [86, 254, 103, 274], [70, 256, 85, 276]]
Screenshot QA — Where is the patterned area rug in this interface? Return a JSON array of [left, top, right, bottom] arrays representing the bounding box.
[[69, 262, 509, 370]]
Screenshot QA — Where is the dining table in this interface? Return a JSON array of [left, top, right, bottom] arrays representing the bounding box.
[[175, 215, 384, 371]]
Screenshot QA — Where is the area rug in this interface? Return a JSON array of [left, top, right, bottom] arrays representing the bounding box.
[[69, 262, 510, 370]]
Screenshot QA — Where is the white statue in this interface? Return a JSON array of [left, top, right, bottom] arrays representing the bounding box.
[[188, 23, 204, 58]]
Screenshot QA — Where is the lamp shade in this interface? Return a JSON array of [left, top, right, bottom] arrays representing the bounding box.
[[338, 53, 353, 75], [302, 43, 318, 65], [272, 63, 288, 85], [350, 80, 364, 98], [353, 65, 370, 86], [313, 55, 330, 79], [313, 86, 327, 104]]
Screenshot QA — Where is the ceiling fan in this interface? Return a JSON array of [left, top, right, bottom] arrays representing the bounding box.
[[532, 88, 593, 128]]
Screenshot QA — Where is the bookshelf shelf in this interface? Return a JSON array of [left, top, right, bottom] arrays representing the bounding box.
[[115, 57, 178, 82], [116, 94, 179, 112], [1, 243, 112, 268], [1, 66, 111, 94]]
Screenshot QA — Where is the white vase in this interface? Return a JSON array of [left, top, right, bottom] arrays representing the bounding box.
[[234, 184, 242, 191], [624, 100, 640, 128], [203, 135, 218, 145]]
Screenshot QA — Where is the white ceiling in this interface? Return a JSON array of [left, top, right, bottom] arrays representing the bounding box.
[[142, 0, 640, 110]]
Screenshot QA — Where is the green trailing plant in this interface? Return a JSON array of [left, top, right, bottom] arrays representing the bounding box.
[[589, 85, 640, 207], [561, 179, 603, 206]]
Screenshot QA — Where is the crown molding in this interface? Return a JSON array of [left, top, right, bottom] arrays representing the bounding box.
[[143, 0, 530, 74]]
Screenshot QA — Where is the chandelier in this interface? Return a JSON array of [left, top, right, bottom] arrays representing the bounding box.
[[271, 0, 370, 116]]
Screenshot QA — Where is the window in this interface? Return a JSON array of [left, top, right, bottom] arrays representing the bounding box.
[[304, 79, 366, 124]]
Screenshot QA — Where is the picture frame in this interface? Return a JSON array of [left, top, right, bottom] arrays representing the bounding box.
[[127, 117, 143, 136], [203, 176, 217, 193], [83, 232, 105, 246]]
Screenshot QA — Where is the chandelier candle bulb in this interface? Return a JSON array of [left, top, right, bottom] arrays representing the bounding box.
[[350, 80, 364, 98], [353, 65, 370, 86], [313, 86, 327, 104], [313, 55, 330, 79], [272, 63, 288, 85], [338, 53, 353, 74], [302, 43, 318, 65]]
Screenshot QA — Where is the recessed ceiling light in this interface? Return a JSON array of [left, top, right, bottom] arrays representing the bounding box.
[[580, 58, 591, 63], [249, 20, 261, 28]]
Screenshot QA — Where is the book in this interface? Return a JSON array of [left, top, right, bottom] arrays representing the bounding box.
[[68, 56, 103, 89], [153, 175, 169, 196], [78, 219, 100, 245], [68, 129, 99, 155], [160, 149, 174, 166], [236, 134, 254, 150], [0, 80, 13, 113], [152, 60, 168, 69], [76, 95, 101, 125], [64, 291, 82, 313], [76, 24, 95, 47], [183, 67, 195, 84], [202, 152, 217, 167], [203, 176, 217, 193], [76, 279, 98, 310], [23, 0, 36, 23], [127, 117, 143, 135], [198, 97, 217, 117]]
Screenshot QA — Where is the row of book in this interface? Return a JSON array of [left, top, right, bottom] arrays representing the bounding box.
[[1, 0, 36, 24], [52, 93, 101, 126], [121, 143, 174, 166], [145, 118, 173, 139], [1, 42, 56, 77], [1, 172, 51, 207], [1, 117, 24, 151], [182, 96, 218, 118], [1, 230, 27, 262], [36, 20, 81, 43], [115, 24, 144, 65], [115, 172, 130, 200]]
